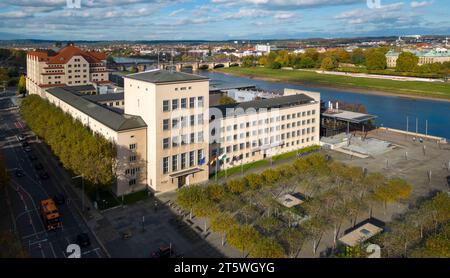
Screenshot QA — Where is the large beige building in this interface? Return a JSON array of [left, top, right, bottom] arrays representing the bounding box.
[[209, 89, 320, 171], [123, 70, 211, 192], [27, 63, 320, 195], [26, 44, 109, 96]]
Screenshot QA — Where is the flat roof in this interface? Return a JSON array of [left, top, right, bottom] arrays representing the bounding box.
[[82, 93, 124, 102], [209, 80, 256, 92], [338, 223, 383, 247], [213, 93, 316, 117], [63, 85, 96, 94], [277, 193, 304, 208], [46, 87, 146, 132], [322, 109, 377, 124], [124, 69, 209, 84]]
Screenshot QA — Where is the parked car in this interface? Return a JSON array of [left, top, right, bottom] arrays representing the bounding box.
[[76, 233, 91, 248], [39, 171, 50, 180], [18, 134, 26, 141], [53, 194, 65, 205], [15, 169, 25, 177], [151, 246, 172, 258], [24, 146, 32, 152], [34, 163, 44, 170]]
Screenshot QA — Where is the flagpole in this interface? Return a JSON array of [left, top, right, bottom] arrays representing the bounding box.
[[215, 160, 218, 182]]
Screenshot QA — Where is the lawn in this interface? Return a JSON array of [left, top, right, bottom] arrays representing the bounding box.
[[217, 67, 450, 101]]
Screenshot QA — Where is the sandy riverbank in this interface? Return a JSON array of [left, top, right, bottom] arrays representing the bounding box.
[[215, 70, 450, 103]]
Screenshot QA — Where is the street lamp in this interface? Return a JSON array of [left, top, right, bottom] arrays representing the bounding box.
[[72, 174, 85, 212]]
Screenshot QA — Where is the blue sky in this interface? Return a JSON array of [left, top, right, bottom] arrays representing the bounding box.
[[0, 0, 448, 40]]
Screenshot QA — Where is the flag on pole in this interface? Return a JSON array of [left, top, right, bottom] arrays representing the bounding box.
[[208, 155, 217, 165], [218, 152, 227, 162], [199, 157, 206, 165]]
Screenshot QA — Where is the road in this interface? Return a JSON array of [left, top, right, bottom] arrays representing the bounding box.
[[0, 95, 105, 258]]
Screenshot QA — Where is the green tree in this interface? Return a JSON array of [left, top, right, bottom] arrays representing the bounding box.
[[261, 169, 281, 186], [210, 212, 237, 246], [320, 56, 337, 70], [249, 237, 285, 258], [226, 178, 247, 194], [372, 178, 411, 215], [245, 173, 264, 190], [281, 228, 306, 258], [365, 49, 387, 70], [176, 185, 204, 219], [299, 56, 316, 68], [396, 52, 419, 72], [241, 56, 255, 67], [227, 225, 260, 257], [351, 48, 365, 65]]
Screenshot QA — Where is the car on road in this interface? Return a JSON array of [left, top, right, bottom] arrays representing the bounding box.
[[151, 246, 172, 258], [24, 146, 32, 152], [39, 171, 50, 180], [28, 154, 38, 161], [18, 134, 26, 141], [15, 169, 25, 177], [34, 162, 44, 170], [53, 194, 65, 205], [76, 233, 91, 248]]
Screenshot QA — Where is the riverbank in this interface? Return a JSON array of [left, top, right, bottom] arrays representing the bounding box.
[[215, 67, 450, 102]]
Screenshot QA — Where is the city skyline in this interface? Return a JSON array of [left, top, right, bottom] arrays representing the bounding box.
[[0, 0, 449, 41]]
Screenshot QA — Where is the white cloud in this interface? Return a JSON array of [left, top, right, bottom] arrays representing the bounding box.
[[411, 1, 433, 8], [274, 11, 297, 20]]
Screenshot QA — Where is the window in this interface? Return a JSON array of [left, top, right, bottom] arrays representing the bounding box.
[[163, 157, 169, 174], [129, 143, 137, 150], [163, 138, 170, 149], [172, 136, 178, 147], [197, 132, 204, 143], [172, 118, 179, 128], [129, 179, 136, 186], [189, 151, 195, 167], [189, 97, 195, 108], [172, 155, 178, 172], [197, 114, 204, 125], [163, 100, 170, 112], [197, 96, 204, 107], [163, 119, 170, 130], [190, 133, 195, 144], [172, 99, 178, 110], [190, 115, 195, 126], [181, 153, 186, 170], [181, 98, 187, 109], [129, 155, 137, 162]]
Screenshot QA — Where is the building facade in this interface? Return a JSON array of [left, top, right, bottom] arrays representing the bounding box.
[[26, 44, 109, 96], [386, 49, 450, 68], [124, 70, 211, 193], [209, 89, 320, 172]]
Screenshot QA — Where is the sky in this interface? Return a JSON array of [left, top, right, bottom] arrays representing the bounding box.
[[0, 0, 448, 41]]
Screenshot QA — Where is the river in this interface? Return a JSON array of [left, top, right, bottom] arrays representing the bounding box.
[[199, 70, 450, 140]]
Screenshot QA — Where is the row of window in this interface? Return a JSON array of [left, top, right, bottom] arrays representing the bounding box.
[[213, 137, 315, 164], [217, 130, 315, 154], [220, 118, 315, 135], [218, 126, 315, 143], [162, 97, 204, 112], [162, 114, 204, 130], [162, 149, 204, 174], [163, 132, 204, 149]]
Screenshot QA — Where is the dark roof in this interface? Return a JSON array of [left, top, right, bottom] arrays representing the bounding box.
[[213, 93, 316, 118], [82, 93, 124, 102], [63, 85, 96, 94], [124, 69, 209, 84], [209, 80, 256, 92], [46, 87, 146, 132]]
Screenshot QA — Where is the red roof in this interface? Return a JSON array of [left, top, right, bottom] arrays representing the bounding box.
[[28, 45, 106, 65]]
